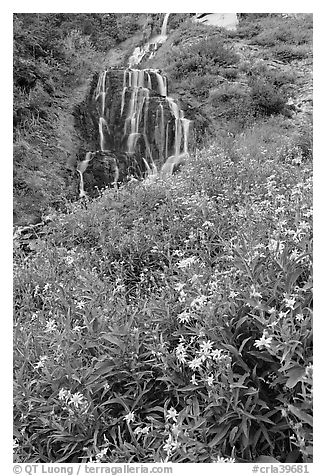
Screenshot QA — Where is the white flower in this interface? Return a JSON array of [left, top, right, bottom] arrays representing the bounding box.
[[175, 345, 187, 364], [250, 286, 262, 299], [95, 447, 108, 461], [13, 438, 19, 451], [202, 221, 214, 229], [69, 392, 86, 408], [76, 300, 86, 309], [174, 282, 185, 292], [189, 356, 202, 370], [190, 374, 198, 386], [177, 256, 197, 268], [200, 340, 213, 354], [45, 319, 57, 333], [268, 239, 285, 254], [211, 349, 223, 361], [190, 295, 207, 309], [166, 407, 178, 422], [296, 313, 304, 322], [207, 375, 214, 386], [268, 307, 277, 314], [283, 297, 296, 310], [229, 291, 238, 299], [279, 311, 289, 318], [213, 456, 235, 463], [124, 411, 135, 424], [33, 355, 48, 370], [177, 311, 190, 324], [254, 331, 273, 350], [58, 388, 70, 401], [65, 256, 74, 265]]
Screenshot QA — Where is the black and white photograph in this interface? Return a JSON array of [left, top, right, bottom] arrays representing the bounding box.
[[12, 5, 313, 470]]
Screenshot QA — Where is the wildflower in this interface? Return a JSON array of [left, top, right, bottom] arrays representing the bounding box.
[[172, 249, 184, 257], [58, 388, 70, 401], [189, 357, 202, 370], [200, 340, 213, 354], [177, 310, 190, 324], [211, 349, 223, 361], [141, 426, 150, 435], [190, 374, 198, 386], [283, 297, 296, 310], [254, 331, 273, 350], [69, 392, 86, 408], [190, 295, 207, 309], [13, 438, 19, 451], [175, 345, 187, 364], [124, 411, 135, 424], [174, 282, 185, 292], [96, 447, 108, 462], [268, 239, 285, 254], [250, 286, 262, 299], [229, 290, 238, 299], [213, 456, 235, 463], [268, 307, 277, 314], [72, 325, 85, 332], [296, 313, 304, 322], [279, 311, 289, 319], [76, 300, 86, 309], [177, 256, 197, 268], [45, 319, 57, 333], [298, 221, 310, 231], [43, 283, 51, 292], [206, 375, 214, 387], [163, 435, 173, 454], [33, 355, 48, 370], [202, 221, 214, 229], [65, 256, 74, 265], [290, 249, 301, 260], [281, 407, 288, 418], [166, 407, 178, 422], [33, 285, 40, 296]]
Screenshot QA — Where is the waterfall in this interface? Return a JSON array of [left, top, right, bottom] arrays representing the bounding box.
[[77, 152, 95, 198], [155, 72, 167, 96], [80, 12, 191, 194], [95, 71, 107, 117], [161, 13, 170, 37], [128, 13, 170, 68]]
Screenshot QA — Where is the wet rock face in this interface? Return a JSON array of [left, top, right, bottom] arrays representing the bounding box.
[[74, 67, 193, 196]]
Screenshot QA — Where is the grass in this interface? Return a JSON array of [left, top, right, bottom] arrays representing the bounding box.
[[14, 126, 313, 463]]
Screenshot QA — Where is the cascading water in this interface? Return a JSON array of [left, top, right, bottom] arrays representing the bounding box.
[[78, 13, 192, 196]]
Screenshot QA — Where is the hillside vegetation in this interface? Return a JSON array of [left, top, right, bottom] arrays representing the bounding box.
[[13, 13, 313, 463]]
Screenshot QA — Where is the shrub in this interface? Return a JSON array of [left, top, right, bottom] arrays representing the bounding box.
[[249, 78, 287, 116], [169, 36, 239, 79], [208, 83, 254, 127], [14, 137, 312, 463]]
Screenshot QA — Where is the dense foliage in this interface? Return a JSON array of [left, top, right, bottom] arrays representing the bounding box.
[[13, 13, 313, 464], [13, 13, 143, 225], [14, 115, 312, 462]]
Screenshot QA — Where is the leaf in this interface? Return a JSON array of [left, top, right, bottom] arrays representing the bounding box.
[[285, 366, 306, 388], [101, 333, 125, 351], [255, 455, 280, 463], [239, 336, 252, 354], [285, 450, 301, 462], [208, 425, 231, 448], [287, 404, 313, 426]]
